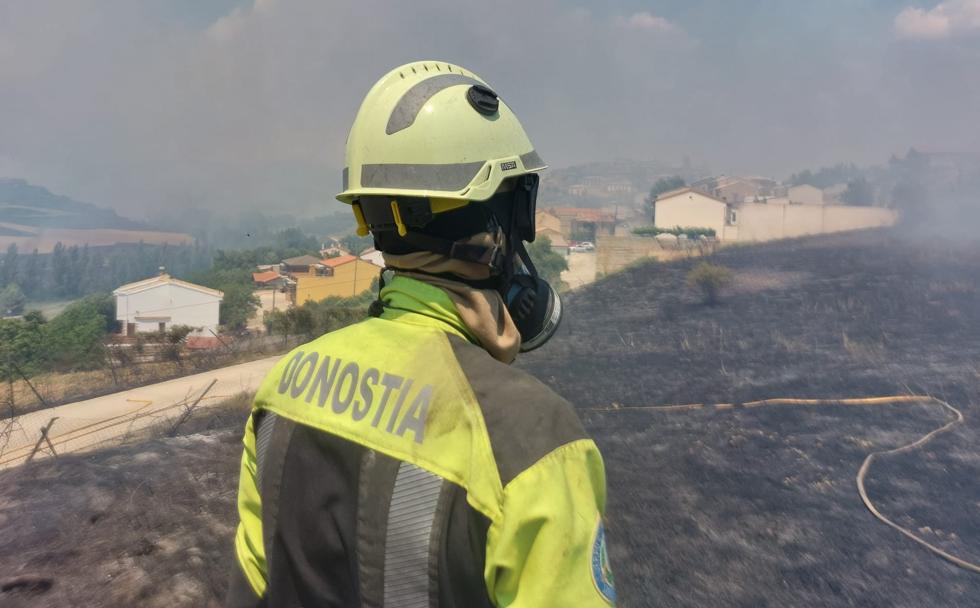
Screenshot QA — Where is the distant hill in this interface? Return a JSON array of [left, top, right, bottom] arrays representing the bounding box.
[[0, 179, 193, 254], [0, 178, 146, 230]]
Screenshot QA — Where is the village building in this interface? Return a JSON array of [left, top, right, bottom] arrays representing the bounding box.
[[535, 209, 562, 235], [548, 207, 618, 242], [536, 226, 570, 255], [531, 210, 569, 254], [252, 269, 289, 289], [691, 175, 777, 203], [281, 255, 327, 276], [292, 255, 378, 305], [652, 185, 897, 244], [113, 271, 223, 336], [653, 187, 735, 239]]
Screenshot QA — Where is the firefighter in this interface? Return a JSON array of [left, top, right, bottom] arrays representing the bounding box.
[[227, 61, 615, 607]]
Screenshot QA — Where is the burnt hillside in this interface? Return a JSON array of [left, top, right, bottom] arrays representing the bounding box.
[[521, 229, 980, 407], [2, 229, 980, 607], [519, 228, 980, 607]]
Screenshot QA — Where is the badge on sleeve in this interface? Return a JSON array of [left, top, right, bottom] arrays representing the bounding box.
[[591, 518, 616, 604]]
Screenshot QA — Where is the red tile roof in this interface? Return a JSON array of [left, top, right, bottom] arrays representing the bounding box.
[[185, 336, 222, 350], [322, 254, 357, 268], [252, 270, 281, 283]]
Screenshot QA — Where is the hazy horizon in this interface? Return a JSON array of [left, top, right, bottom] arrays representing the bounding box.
[[2, 0, 979, 218]]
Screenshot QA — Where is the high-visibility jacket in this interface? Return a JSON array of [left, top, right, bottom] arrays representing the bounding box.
[[227, 276, 615, 607]]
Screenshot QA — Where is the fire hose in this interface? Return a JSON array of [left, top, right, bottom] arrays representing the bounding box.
[[589, 395, 980, 574]]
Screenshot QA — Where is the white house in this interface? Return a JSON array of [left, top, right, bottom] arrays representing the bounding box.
[[114, 272, 223, 335], [654, 187, 735, 239]]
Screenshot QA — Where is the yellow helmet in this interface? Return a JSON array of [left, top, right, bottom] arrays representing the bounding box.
[[336, 61, 546, 225]]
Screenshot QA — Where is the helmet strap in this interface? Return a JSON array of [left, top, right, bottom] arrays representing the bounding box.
[[398, 229, 505, 273]]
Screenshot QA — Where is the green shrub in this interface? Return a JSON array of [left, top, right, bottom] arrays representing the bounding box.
[[219, 283, 261, 331], [632, 226, 716, 238], [686, 262, 733, 305], [527, 236, 569, 290], [0, 283, 26, 316]]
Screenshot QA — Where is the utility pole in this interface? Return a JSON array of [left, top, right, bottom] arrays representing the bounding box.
[[353, 255, 358, 297]]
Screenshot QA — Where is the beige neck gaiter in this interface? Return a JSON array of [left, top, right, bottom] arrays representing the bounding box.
[[381, 232, 521, 364]]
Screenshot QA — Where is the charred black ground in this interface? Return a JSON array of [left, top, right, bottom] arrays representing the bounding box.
[[518, 229, 980, 607], [2, 229, 979, 607]]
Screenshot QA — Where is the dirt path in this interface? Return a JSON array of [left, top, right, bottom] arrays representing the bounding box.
[[561, 251, 597, 289], [0, 355, 280, 469]]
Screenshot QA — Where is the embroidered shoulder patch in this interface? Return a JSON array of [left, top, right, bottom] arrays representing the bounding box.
[[591, 519, 616, 604]]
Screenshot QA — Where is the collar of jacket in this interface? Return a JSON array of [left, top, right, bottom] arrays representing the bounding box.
[[378, 275, 477, 344]]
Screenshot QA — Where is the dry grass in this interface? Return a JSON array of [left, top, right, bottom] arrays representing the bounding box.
[[0, 392, 254, 607], [5, 337, 302, 418]]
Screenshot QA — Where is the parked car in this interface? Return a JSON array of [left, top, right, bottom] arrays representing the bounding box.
[[570, 241, 595, 253]]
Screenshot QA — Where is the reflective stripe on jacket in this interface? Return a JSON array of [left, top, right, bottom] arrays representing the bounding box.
[[227, 276, 615, 607]]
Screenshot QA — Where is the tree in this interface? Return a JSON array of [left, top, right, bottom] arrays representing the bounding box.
[[645, 176, 687, 217], [0, 312, 46, 380], [788, 163, 863, 188], [220, 283, 260, 331], [842, 177, 874, 206], [264, 309, 294, 344], [339, 233, 374, 255], [286, 307, 316, 338], [42, 294, 114, 370], [161, 325, 195, 365], [527, 236, 569, 290], [0, 283, 26, 316], [1, 243, 17, 287], [275, 227, 319, 253]]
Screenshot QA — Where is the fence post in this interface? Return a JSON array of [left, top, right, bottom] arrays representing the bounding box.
[[11, 360, 47, 409], [167, 379, 218, 437], [25, 417, 60, 463]]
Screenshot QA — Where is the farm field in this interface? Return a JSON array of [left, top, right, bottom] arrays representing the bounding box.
[[0, 222, 193, 254], [1, 228, 979, 606]]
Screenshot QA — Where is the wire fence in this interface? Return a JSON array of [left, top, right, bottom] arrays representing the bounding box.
[[0, 379, 240, 469], [2, 333, 301, 420]]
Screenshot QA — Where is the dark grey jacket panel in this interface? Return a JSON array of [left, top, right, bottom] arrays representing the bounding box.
[[228, 415, 494, 608], [448, 336, 588, 485]]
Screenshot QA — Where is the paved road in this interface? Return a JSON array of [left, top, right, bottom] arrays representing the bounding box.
[[0, 355, 282, 468]]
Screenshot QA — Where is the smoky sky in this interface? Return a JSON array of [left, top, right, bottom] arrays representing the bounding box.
[[1, 0, 979, 217]]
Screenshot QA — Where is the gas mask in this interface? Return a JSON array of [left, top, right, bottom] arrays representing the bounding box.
[[490, 175, 563, 352], [504, 241, 563, 352]]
